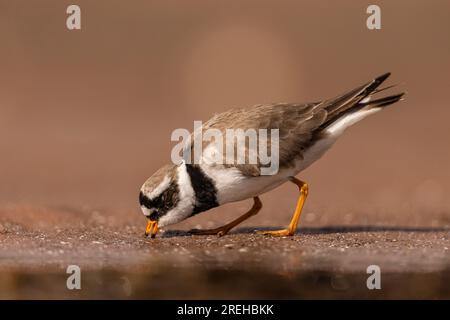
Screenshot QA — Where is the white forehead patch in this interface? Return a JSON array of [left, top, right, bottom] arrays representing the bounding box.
[[141, 207, 155, 217]]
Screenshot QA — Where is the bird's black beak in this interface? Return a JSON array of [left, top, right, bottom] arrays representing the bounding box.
[[145, 220, 158, 238]]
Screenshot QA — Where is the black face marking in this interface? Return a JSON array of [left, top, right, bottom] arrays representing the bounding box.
[[185, 164, 218, 216], [139, 191, 153, 209], [139, 181, 180, 221]]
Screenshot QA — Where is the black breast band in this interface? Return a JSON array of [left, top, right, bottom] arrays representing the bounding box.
[[185, 164, 219, 215]]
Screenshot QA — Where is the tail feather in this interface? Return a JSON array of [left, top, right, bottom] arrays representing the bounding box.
[[359, 92, 405, 108], [318, 73, 404, 131]]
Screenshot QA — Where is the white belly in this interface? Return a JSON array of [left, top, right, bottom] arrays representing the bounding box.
[[199, 134, 337, 205]]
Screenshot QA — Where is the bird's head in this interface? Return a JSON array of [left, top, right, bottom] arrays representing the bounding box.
[[139, 163, 193, 238]]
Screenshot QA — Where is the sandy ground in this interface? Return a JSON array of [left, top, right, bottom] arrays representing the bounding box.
[[1, 205, 449, 299]]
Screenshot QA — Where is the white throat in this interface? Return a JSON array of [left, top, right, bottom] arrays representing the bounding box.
[[158, 162, 195, 227]]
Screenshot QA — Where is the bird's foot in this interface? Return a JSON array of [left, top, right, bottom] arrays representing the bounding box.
[[188, 227, 230, 237], [257, 228, 294, 237]]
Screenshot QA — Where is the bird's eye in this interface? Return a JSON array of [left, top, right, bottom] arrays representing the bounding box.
[[149, 211, 159, 221]]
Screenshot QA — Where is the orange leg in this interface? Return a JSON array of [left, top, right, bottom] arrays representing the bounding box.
[[259, 177, 308, 237], [189, 197, 262, 237]]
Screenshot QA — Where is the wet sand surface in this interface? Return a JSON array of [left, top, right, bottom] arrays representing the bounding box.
[[1, 206, 449, 299]]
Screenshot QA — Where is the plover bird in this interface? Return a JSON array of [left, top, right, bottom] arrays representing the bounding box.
[[140, 73, 404, 238]]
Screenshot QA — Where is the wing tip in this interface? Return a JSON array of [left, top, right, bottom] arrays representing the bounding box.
[[376, 72, 391, 83], [360, 72, 392, 98]]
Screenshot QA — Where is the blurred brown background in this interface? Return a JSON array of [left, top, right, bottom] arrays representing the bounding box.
[[1, 0, 449, 229]]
